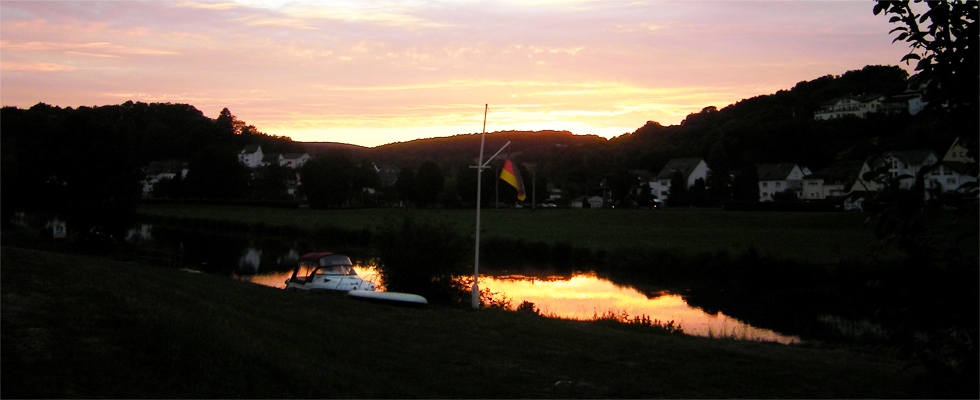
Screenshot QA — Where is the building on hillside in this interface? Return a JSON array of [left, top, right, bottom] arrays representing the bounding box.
[[142, 160, 188, 197], [281, 153, 312, 169], [801, 161, 863, 201], [853, 150, 939, 192], [570, 196, 603, 209], [924, 161, 979, 201], [238, 145, 264, 168], [650, 158, 710, 203], [924, 138, 979, 201], [943, 137, 976, 164], [256, 151, 312, 169], [757, 163, 808, 202], [630, 169, 655, 197], [813, 91, 925, 120]]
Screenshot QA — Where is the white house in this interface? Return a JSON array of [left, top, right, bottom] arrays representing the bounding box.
[[142, 160, 188, 197], [757, 163, 807, 202], [814, 92, 924, 120], [650, 158, 710, 202], [924, 161, 979, 201], [924, 138, 978, 201], [850, 150, 939, 194], [281, 153, 312, 169], [801, 161, 862, 201], [238, 145, 264, 168], [943, 137, 975, 164], [258, 151, 313, 169], [570, 196, 603, 209]]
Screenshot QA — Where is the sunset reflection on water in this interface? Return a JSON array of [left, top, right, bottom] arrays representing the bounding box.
[[483, 272, 799, 344], [242, 268, 799, 344]]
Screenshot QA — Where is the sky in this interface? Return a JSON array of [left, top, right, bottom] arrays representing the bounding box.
[[1, 0, 912, 147]]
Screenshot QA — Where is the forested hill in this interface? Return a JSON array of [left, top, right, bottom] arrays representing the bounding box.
[[357, 65, 955, 174], [366, 130, 607, 166], [607, 65, 957, 174]]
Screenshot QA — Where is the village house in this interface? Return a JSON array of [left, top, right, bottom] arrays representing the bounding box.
[[649, 158, 710, 203], [813, 91, 925, 120], [924, 161, 979, 201], [570, 196, 604, 209], [757, 163, 809, 202], [238, 145, 264, 168], [280, 153, 312, 169], [850, 150, 939, 192], [141, 160, 188, 197], [924, 138, 978, 201], [801, 161, 862, 201], [240, 145, 311, 169]]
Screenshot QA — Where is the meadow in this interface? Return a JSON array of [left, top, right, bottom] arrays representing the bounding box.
[[136, 204, 889, 265]]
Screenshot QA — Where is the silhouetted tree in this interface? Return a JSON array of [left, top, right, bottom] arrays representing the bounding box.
[[299, 154, 356, 208], [183, 148, 250, 200], [666, 172, 689, 207], [875, 0, 979, 158], [394, 167, 416, 206], [689, 177, 708, 207], [415, 161, 444, 208]]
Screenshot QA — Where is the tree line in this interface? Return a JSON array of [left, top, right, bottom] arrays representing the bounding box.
[[0, 63, 971, 238]]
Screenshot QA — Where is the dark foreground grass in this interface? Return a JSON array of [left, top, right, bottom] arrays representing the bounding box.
[[1, 243, 926, 398]]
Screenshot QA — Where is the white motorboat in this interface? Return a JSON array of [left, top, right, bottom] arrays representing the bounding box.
[[284, 252, 376, 292]]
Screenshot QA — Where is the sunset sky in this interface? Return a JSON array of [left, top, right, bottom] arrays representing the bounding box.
[[1, 1, 912, 147]]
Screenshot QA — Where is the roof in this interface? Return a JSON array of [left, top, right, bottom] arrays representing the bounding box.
[[804, 161, 862, 184], [240, 144, 262, 154], [299, 252, 334, 260], [819, 93, 884, 106], [757, 163, 799, 181], [875, 150, 937, 166], [282, 153, 309, 160], [656, 158, 704, 180], [929, 161, 979, 176]]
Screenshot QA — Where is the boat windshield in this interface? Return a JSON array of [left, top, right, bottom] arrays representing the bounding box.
[[314, 255, 355, 275], [317, 265, 357, 275]]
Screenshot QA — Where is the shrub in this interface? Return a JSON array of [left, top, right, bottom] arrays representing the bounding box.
[[592, 310, 685, 335], [374, 215, 470, 306]]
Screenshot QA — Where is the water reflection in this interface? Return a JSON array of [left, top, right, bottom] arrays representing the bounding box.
[[129, 223, 799, 344], [481, 272, 799, 344]]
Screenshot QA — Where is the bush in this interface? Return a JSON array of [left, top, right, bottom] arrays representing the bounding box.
[[374, 215, 470, 306]]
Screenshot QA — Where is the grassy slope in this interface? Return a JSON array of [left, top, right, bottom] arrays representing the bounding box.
[[1, 244, 923, 399], [137, 204, 882, 264]]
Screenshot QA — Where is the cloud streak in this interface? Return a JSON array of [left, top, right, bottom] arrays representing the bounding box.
[[1, 0, 911, 147]]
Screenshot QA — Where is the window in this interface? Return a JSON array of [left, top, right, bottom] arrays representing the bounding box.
[[762, 182, 768, 187], [947, 178, 957, 185], [775, 182, 781, 188]]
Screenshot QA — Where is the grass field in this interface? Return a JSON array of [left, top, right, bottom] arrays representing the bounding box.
[[1, 242, 926, 398], [136, 204, 891, 265]]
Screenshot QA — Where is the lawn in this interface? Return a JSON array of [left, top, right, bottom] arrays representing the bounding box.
[[1, 242, 926, 398], [138, 204, 883, 265]]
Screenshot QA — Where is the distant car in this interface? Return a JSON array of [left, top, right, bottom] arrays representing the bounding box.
[[540, 203, 557, 208], [651, 200, 664, 209]]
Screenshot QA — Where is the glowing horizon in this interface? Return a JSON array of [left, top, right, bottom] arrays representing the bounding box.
[[1, 1, 911, 148]]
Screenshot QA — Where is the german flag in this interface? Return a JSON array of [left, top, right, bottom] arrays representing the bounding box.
[[500, 159, 526, 201]]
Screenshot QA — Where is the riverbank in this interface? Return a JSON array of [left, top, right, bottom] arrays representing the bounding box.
[[1, 242, 925, 398]]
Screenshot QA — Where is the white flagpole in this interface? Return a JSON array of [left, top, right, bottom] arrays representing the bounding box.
[[471, 104, 510, 310], [472, 104, 488, 309]]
